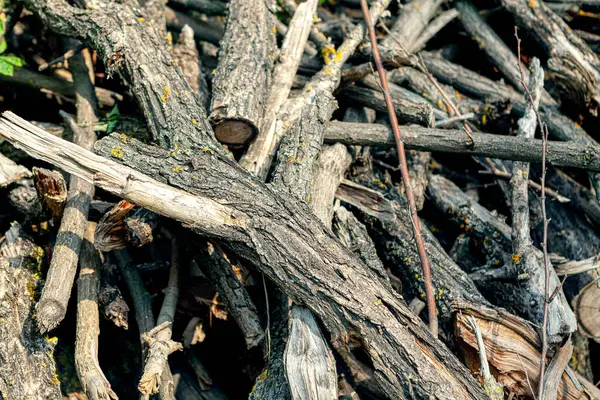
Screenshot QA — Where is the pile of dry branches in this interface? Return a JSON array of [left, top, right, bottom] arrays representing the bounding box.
[[1, 0, 600, 398]]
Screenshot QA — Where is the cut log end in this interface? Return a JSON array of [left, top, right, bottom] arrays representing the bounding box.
[[36, 298, 66, 333], [212, 119, 256, 145]]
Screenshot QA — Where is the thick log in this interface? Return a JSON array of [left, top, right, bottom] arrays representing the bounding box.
[[271, 89, 340, 399], [0, 113, 489, 399], [208, 0, 276, 145], [427, 174, 576, 342], [239, 0, 318, 175], [240, 0, 392, 179], [0, 223, 61, 399]]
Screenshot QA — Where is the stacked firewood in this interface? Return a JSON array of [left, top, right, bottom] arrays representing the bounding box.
[[0, 0, 600, 398]]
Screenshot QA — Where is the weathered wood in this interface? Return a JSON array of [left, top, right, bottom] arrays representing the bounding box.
[[333, 205, 389, 289], [240, 0, 318, 175], [270, 84, 339, 400], [454, 301, 593, 400], [172, 25, 209, 111], [510, 58, 543, 312], [208, 0, 276, 145], [0, 113, 490, 399], [138, 237, 182, 397], [427, 175, 576, 342], [382, 0, 443, 54], [241, 0, 392, 179], [75, 222, 117, 400], [32, 167, 67, 220], [455, 0, 554, 104], [573, 280, 600, 342], [284, 306, 338, 400], [410, 8, 460, 53], [336, 180, 489, 325], [324, 121, 600, 172], [338, 85, 435, 127], [500, 0, 600, 111], [36, 42, 99, 332], [0, 153, 30, 187], [0, 223, 62, 399]]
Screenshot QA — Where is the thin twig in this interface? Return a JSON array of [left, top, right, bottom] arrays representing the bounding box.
[[38, 43, 86, 71], [359, 0, 438, 336], [478, 170, 570, 203], [514, 27, 551, 400]]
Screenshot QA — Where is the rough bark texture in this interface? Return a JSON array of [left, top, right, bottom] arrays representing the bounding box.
[[0, 223, 61, 399], [333, 205, 389, 289], [336, 181, 489, 325], [427, 175, 576, 342], [382, 0, 443, 53], [324, 121, 600, 172], [239, 0, 318, 176], [338, 85, 435, 127], [455, 0, 554, 104], [510, 58, 543, 307], [208, 0, 276, 145], [500, 0, 600, 111], [36, 44, 98, 333], [75, 222, 117, 400], [0, 113, 489, 399]]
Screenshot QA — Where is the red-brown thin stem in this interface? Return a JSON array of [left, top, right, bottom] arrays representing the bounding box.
[[514, 28, 550, 399], [359, 0, 438, 336]]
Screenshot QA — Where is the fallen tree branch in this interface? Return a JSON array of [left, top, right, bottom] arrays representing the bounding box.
[[0, 223, 62, 399], [75, 222, 117, 400], [239, 0, 318, 174], [0, 112, 491, 399], [138, 236, 182, 397], [427, 174, 576, 342], [36, 43, 99, 332], [323, 121, 600, 172], [208, 0, 276, 145], [196, 241, 264, 349]]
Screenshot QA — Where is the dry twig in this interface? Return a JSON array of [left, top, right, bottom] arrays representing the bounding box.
[[359, 0, 438, 335]]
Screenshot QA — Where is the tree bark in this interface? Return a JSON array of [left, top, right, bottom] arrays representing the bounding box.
[[208, 0, 276, 145], [0, 112, 489, 399]]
